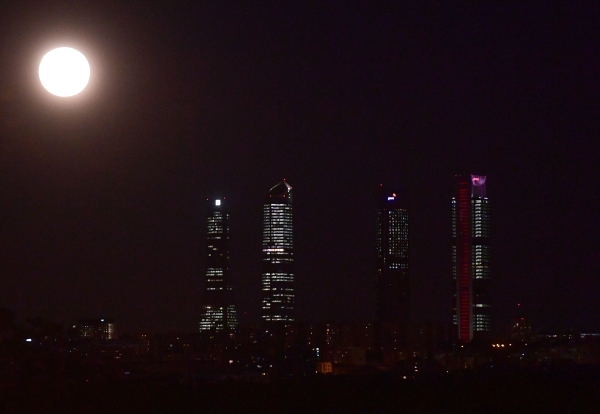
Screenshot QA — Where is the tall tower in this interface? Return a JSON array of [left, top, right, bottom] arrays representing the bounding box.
[[199, 198, 238, 331], [452, 175, 491, 343], [261, 181, 294, 324], [376, 186, 409, 325]]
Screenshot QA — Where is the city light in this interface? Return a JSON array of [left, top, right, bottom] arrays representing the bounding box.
[[262, 181, 294, 323], [200, 197, 238, 331]]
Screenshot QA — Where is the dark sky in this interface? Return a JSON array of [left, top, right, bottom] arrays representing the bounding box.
[[0, 1, 599, 334]]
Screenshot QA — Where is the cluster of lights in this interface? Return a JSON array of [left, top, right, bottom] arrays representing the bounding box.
[[492, 343, 512, 348], [261, 185, 294, 323], [452, 176, 492, 339], [199, 199, 237, 331]]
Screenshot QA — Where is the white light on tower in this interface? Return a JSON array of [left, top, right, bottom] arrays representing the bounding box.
[[215, 199, 221, 206]]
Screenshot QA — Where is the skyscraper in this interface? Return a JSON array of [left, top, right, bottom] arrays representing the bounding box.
[[199, 198, 238, 331], [375, 185, 410, 325], [261, 181, 294, 324], [452, 175, 491, 343], [78, 319, 116, 340]]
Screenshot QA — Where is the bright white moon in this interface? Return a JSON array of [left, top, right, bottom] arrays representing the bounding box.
[[39, 47, 90, 97]]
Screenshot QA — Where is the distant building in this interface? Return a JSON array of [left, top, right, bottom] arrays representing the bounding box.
[[305, 322, 375, 352], [452, 174, 491, 343], [199, 198, 238, 331], [324, 347, 366, 366], [376, 185, 409, 326], [509, 317, 532, 343], [78, 318, 116, 340], [508, 303, 532, 343], [316, 361, 333, 374], [261, 181, 294, 324]]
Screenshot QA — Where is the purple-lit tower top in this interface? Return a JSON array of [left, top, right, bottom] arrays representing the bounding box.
[[471, 175, 487, 198]]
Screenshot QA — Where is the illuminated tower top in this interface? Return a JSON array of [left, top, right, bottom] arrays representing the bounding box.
[[470, 175, 487, 198], [267, 181, 293, 203]]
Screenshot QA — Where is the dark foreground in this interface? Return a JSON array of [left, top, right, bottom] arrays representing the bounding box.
[[1, 367, 600, 413]]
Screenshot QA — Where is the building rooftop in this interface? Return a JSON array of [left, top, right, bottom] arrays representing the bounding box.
[[267, 180, 292, 202]]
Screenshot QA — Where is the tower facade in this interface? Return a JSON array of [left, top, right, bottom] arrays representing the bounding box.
[[199, 198, 238, 331], [261, 181, 294, 324], [375, 186, 410, 325], [452, 175, 490, 343]]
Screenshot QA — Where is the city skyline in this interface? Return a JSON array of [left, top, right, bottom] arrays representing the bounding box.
[[0, 2, 599, 334]]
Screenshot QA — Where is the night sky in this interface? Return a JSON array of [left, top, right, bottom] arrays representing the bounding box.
[[0, 2, 599, 334]]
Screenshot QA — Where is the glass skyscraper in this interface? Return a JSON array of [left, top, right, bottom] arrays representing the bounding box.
[[199, 198, 238, 331], [375, 185, 410, 325], [452, 174, 491, 343], [261, 181, 294, 324]]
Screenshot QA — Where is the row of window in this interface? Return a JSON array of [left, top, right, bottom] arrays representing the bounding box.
[[262, 277, 294, 283]]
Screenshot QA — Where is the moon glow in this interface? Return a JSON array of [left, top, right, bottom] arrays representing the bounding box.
[[39, 47, 90, 97]]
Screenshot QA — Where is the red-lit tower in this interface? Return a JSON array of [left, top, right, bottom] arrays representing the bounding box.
[[452, 175, 490, 343]]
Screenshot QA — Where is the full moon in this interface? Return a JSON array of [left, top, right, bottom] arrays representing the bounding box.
[[39, 47, 90, 97]]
